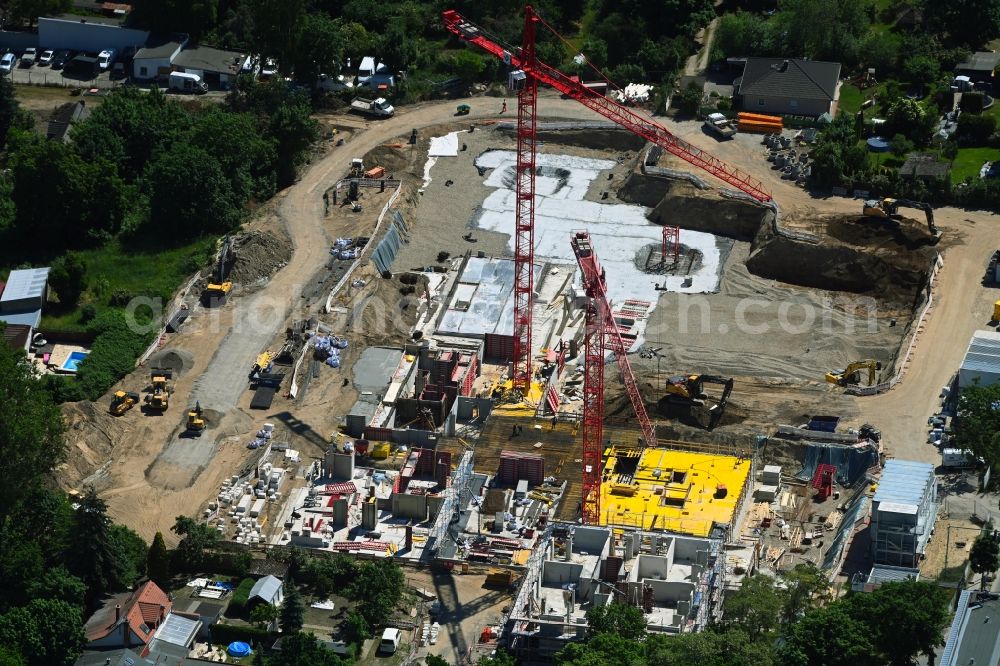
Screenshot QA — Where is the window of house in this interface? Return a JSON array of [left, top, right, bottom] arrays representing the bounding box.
[[757, 99, 765, 106], [140, 66, 147, 76]]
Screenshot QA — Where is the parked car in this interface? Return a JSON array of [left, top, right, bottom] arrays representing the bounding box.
[[38, 49, 54, 66], [0, 53, 14, 74], [20, 47, 36, 67], [97, 48, 116, 70], [260, 58, 277, 79], [50, 50, 73, 70]]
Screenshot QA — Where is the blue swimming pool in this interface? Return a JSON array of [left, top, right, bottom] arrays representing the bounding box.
[[61, 351, 89, 372]]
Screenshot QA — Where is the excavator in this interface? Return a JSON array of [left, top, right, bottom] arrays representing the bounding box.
[[249, 351, 273, 383], [109, 391, 140, 416], [144, 371, 171, 411], [862, 198, 941, 243], [185, 402, 206, 436], [825, 360, 882, 386], [663, 374, 735, 430]]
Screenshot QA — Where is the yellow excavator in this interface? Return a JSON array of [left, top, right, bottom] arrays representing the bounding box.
[[249, 351, 273, 383], [109, 391, 140, 416], [862, 198, 941, 244], [144, 371, 171, 411], [186, 402, 206, 436], [825, 360, 882, 386], [663, 374, 734, 430]]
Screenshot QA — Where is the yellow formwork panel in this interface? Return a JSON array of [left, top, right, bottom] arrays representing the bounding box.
[[597, 447, 752, 537], [490, 380, 546, 416]]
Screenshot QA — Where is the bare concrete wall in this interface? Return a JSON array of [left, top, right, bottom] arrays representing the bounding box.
[[391, 491, 428, 520]]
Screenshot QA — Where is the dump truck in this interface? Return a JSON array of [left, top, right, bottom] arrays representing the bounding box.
[[703, 112, 736, 139], [350, 97, 395, 118], [144, 371, 171, 411], [109, 391, 140, 416]]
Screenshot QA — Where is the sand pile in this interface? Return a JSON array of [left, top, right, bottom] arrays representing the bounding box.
[[228, 230, 293, 284], [148, 349, 194, 377]]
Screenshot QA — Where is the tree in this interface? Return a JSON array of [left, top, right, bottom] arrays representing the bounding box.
[[343, 610, 369, 644], [348, 559, 405, 626], [722, 574, 783, 640], [68, 488, 123, 606], [971, 530, 1000, 589], [5, 0, 71, 26], [676, 81, 704, 116], [0, 78, 32, 148], [885, 97, 935, 145], [0, 330, 67, 529], [250, 603, 278, 630], [268, 632, 344, 666], [779, 603, 881, 666], [171, 515, 218, 571], [584, 602, 646, 641], [146, 143, 240, 238], [279, 581, 304, 634], [555, 631, 645, 666], [47, 253, 87, 308], [715, 11, 773, 59], [109, 524, 148, 588], [780, 562, 829, 626], [645, 627, 774, 666], [577, 36, 609, 71], [957, 113, 998, 146], [953, 382, 1000, 470], [450, 50, 486, 84], [268, 94, 319, 187], [426, 656, 449, 666], [890, 133, 915, 159], [849, 581, 950, 664], [922, 0, 1000, 48], [25, 567, 86, 609], [147, 532, 171, 586], [186, 107, 278, 201], [291, 13, 345, 87], [903, 55, 940, 91], [0, 599, 85, 666], [477, 651, 516, 666]]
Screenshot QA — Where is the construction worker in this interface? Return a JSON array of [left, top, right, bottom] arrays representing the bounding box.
[[501, 99, 507, 114]]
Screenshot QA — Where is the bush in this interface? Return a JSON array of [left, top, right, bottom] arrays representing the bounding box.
[[228, 577, 256, 612], [209, 622, 272, 647], [957, 113, 997, 145], [75, 310, 155, 399], [961, 92, 985, 114]]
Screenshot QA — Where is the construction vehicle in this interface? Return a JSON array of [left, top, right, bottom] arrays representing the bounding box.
[[663, 374, 735, 430], [109, 391, 140, 416], [144, 371, 171, 411], [862, 198, 941, 243], [201, 281, 232, 307], [349, 158, 364, 178], [186, 402, 206, 436], [249, 351, 273, 383], [350, 97, 395, 118], [446, 7, 773, 526], [703, 112, 736, 139], [825, 360, 882, 386]]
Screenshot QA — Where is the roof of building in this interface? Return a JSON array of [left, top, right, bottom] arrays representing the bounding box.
[[962, 329, 1000, 376], [0, 310, 41, 329], [173, 44, 249, 75], [873, 459, 935, 506], [957, 51, 1000, 72], [85, 581, 172, 644], [47, 101, 90, 141], [738, 57, 841, 101], [866, 564, 920, 584], [150, 612, 200, 647], [248, 575, 282, 604], [940, 590, 1000, 666], [900, 153, 951, 179], [2, 323, 31, 350], [74, 648, 154, 666], [0, 267, 49, 306], [438, 257, 543, 338], [48, 12, 125, 25], [134, 34, 187, 60]]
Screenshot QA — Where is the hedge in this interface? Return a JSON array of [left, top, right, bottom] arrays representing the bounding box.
[[209, 622, 273, 647], [75, 310, 155, 400], [229, 577, 256, 612]]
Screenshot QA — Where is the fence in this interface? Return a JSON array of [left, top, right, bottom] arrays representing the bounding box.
[[9, 70, 121, 89]]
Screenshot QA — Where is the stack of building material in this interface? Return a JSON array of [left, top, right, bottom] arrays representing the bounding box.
[[497, 450, 545, 485], [737, 112, 783, 133], [762, 465, 782, 486]]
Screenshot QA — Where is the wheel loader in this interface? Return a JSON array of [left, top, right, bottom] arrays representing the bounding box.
[[109, 391, 140, 416]]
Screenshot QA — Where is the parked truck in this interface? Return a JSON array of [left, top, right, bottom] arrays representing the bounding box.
[[350, 97, 394, 118], [168, 71, 208, 94], [703, 112, 737, 139]]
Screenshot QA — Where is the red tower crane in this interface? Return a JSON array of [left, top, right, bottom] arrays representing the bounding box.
[[443, 6, 772, 523]]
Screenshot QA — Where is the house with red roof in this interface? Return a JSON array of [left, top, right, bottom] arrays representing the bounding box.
[[84, 581, 172, 649]]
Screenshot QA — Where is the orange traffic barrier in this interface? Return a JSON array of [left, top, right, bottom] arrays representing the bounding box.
[[737, 112, 783, 124]]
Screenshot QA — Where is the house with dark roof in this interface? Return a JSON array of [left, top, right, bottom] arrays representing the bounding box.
[[956, 51, 1000, 84], [84, 581, 172, 650], [736, 57, 842, 117], [47, 100, 90, 142], [132, 34, 188, 80], [74, 648, 153, 666], [172, 45, 251, 88], [900, 153, 951, 182]]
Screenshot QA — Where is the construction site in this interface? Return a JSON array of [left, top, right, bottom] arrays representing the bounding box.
[[51, 7, 999, 664]]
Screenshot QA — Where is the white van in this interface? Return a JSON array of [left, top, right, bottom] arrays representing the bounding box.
[[378, 628, 401, 654], [168, 71, 208, 94]]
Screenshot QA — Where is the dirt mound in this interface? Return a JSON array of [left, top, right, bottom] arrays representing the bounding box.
[[148, 349, 194, 377], [228, 230, 293, 285], [59, 400, 150, 491], [364, 144, 411, 176], [746, 212, 936, 305]]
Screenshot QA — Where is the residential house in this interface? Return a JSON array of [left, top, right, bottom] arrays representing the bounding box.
[[735, 57, 842, 117], [247, 575, 284, 608], [0, 267, 49, 350], [84, 581, 172, 650], [955, 51, 1000, 88], [74, 648, 153, 666], [132, 34, 187, 80]]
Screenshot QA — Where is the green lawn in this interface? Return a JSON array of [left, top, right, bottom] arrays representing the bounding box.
[[39, 237, 213, 332], [869, 150, 905, 169], [950, 147, 1000, 185], [839, 84, 865, 116]]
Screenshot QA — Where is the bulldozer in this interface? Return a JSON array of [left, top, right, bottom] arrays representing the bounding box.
[[109, 391, 140, 416], [825, 360, 882, 386], [185, 402, 206, 436], [144, 371, 171, 411], [663, 374, 734, 430], [862, 198, 941, 243]]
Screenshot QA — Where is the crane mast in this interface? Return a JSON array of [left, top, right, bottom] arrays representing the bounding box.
[[443, 6, 771, 524]]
